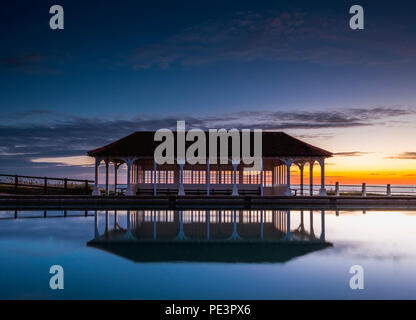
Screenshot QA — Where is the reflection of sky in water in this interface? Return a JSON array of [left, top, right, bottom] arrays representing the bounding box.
[[0, 210, 415, 299]]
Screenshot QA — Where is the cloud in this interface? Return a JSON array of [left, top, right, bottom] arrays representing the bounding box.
[[386, 152, 416, 160], [0, 105, 413, 177], [0, 53, 44, 69], [0, 146, 34, 157], [124, 10, 416, 69], [334, 152, 370, 157], [1, 109, 64, 124], [0, 53, 68, 74], [31, 156, 94, 167], [199, 106, 416, 129]]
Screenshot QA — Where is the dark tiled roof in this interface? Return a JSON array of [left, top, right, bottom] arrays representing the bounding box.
[[88, 131, 332, 158], [87, 238, 331, 263]]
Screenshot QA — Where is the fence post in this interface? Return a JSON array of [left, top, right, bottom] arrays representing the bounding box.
[[335, 182, 340, 196], [64, 178, 67, 192], [387, 184, 391, 196], [362, 183, 366, 197], [14, 175, 18, 192], [85, 180, 89, 194], [44, 177, 47, 194]]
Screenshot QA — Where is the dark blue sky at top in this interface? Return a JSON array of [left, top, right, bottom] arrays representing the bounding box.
[[1, 0, 416, 177], [2, 0, 416, 118]]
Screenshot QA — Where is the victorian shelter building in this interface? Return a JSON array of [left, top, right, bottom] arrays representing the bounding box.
[[88, 131, 332, 197]]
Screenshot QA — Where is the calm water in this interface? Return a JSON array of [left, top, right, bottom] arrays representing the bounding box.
[[0, 208, 415, 299]]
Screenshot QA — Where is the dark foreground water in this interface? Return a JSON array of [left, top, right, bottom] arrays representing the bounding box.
[[0, 208, 415, 299]]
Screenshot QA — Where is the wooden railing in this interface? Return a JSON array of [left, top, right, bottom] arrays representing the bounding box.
[[0, 174, 93, 195]]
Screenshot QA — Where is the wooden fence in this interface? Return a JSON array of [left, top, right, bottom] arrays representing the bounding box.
[[0, 174, 93, 195]]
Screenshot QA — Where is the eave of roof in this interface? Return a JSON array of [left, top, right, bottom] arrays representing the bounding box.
[[87, 131, 332, 158]]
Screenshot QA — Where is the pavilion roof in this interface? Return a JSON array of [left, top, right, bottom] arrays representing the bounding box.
[[87, 131, 332, 158], [87, 240, 332, 263]]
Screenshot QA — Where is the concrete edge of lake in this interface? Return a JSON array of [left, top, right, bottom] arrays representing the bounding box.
[[2, 194, 416, 210]]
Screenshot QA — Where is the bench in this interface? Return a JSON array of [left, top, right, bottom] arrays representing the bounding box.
[[136, 187, 261, 196], [137, 188, 177, 195], [239, 188, 261, 196]]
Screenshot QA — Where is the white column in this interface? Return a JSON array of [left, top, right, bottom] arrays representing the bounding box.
[[153, 210, 157, 240], [260, 159, 263, 196], [318, 158, 327, 196], [113, 163, 120, 195], [94, 210, 99, 239], [176, 210, 187, 240], [309, 160, 314, 196], [125, 158, 135, 196], [178, 163, 185, 196], [232, 163, 239, 196], [206, 160, 210, 196], [284, 210, 292, 240], [228, 210, 241, 240], [92, 158, 101, 196], [260, 210, 264, 240], [113, 210, 118, 230], [105, 160, 109, 196], [299, 210, 305, 232], [206, 210, 210, 240], [298, 162, 304, 196], [153, 160, 157, 196], [124, 210, 134, 239], [104, 210, 109, 235], [284, 160, 293, 196], [309, 210, 315, 237]]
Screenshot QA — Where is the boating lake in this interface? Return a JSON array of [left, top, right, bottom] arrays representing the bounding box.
[[0, 208, 415, 299]]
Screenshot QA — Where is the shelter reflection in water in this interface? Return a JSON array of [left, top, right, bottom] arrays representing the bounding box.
[[88, 210, 332, 263]]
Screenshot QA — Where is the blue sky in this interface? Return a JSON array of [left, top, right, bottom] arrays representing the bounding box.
[[1, 0, 416, 180]]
